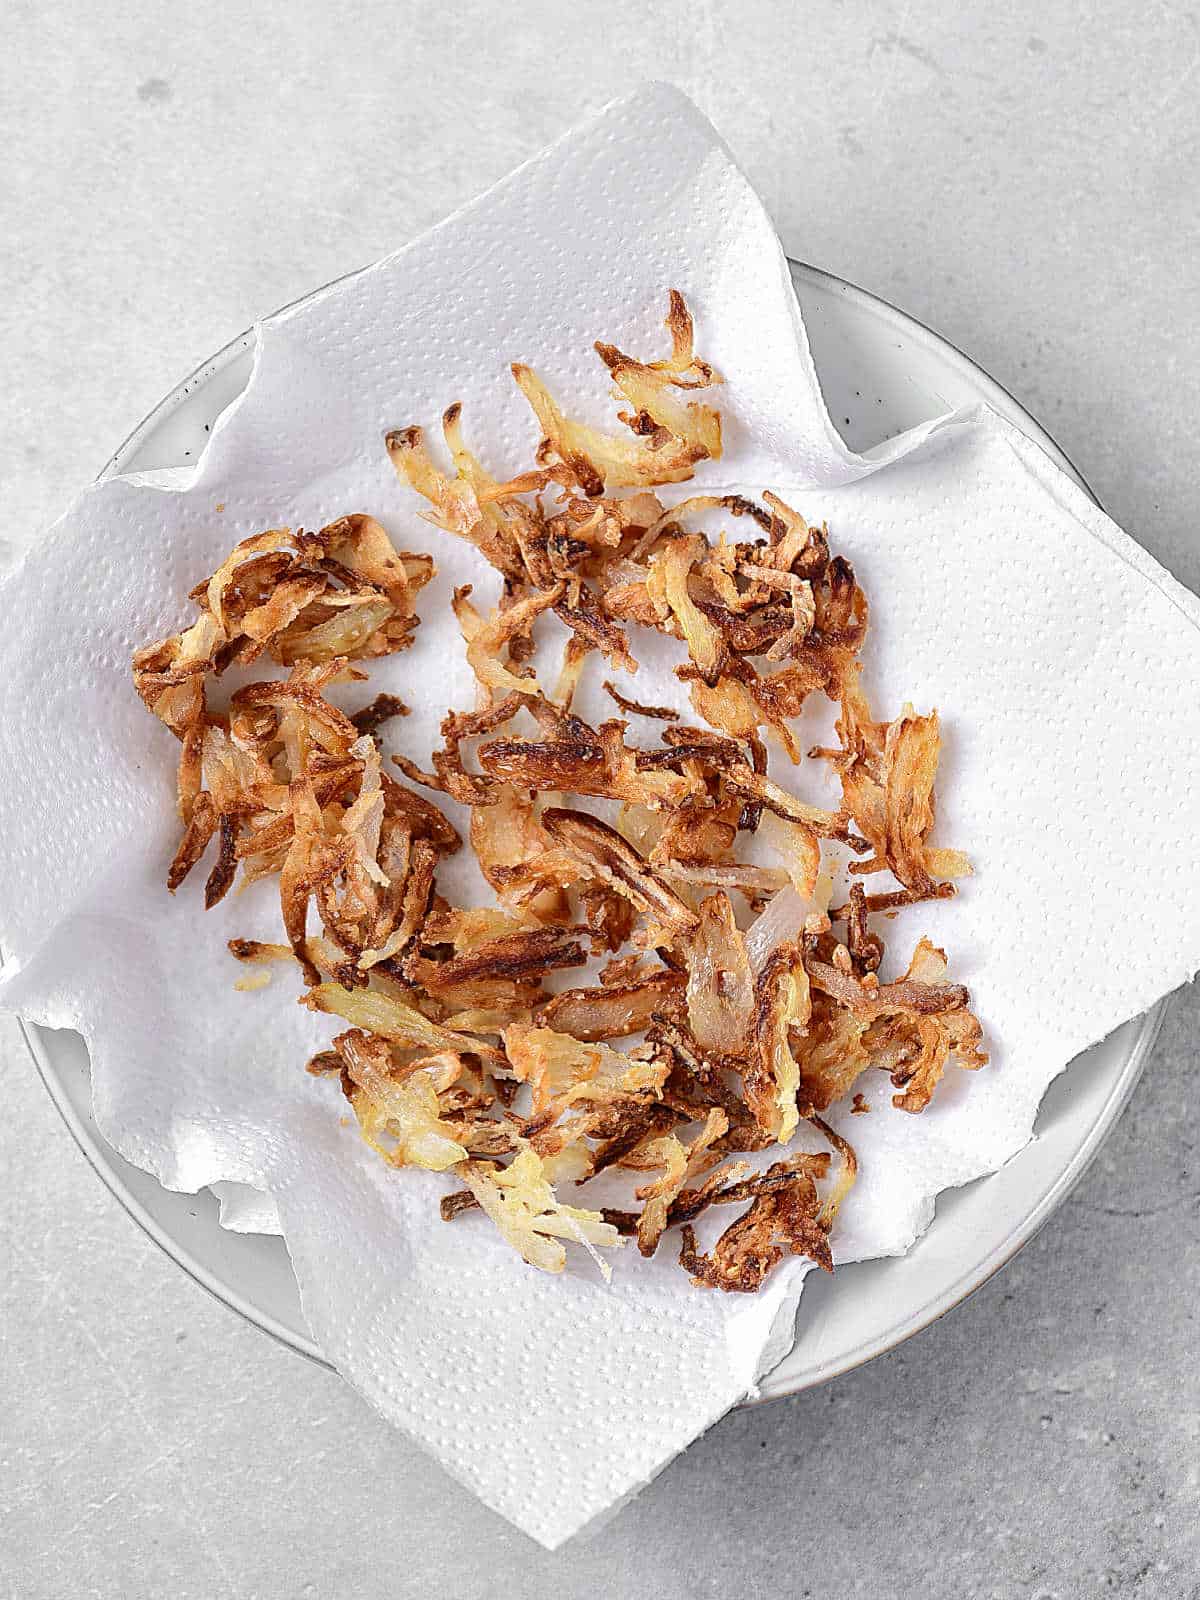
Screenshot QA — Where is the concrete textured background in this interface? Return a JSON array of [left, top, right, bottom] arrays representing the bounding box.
[[3, 2, 1199, 1594]]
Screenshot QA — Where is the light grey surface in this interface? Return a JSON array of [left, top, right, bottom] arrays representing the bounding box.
[[2, 2, 1198, 1595]]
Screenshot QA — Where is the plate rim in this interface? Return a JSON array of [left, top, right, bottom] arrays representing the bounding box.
[[22, 256, 1166, 1396]]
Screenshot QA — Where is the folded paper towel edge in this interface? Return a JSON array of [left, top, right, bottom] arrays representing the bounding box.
[[0, 319, 269, 606]]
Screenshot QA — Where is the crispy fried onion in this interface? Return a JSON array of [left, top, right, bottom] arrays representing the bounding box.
[[132, 288, 986, 1293], [800, 936, 987, 1113], [167, 680, 463, 987], [745, 941, 811, 1143], [479, 718, 703, 810], [678, 1157, 830, 1290], [133, 517, 433, 737], [537, 968, 685, 1041], [511, 319, 722, 496], [457, 1148, 622, 1277], [541, 807, 699, 944], [819, 665, 972, 899]]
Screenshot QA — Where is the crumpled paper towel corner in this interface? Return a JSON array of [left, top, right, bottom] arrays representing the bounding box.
[[4, 83, 1200, 1548]]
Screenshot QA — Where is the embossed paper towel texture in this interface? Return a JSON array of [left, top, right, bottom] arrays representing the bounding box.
[[3, 85, 1200, 1546]]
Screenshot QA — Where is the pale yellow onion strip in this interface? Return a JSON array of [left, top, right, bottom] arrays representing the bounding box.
[[743, 885, 810, 976]]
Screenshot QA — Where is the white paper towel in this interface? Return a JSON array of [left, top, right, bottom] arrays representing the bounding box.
[[4, 84, 1200, 1547]]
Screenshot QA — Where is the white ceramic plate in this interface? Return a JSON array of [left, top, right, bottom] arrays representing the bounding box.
[[23, 261, 1167, 1402]]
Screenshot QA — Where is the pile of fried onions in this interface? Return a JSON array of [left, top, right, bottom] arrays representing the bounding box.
[[132, 291, 985, 1294]]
